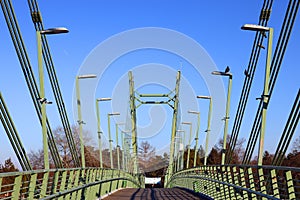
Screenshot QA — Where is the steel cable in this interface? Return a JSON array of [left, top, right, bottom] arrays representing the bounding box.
[[272, 89, 300, 166], [0, 93, 32, 171], [1, 0, 62, 168], [242, 0, 299, 164], [226, 0, 273, 163], [27, 0, 81, 167]]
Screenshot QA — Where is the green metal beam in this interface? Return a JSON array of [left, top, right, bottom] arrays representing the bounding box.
[[128, 71, 138, 174], [167, 71, 181, 180]]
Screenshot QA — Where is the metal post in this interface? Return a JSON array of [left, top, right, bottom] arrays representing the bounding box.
[[76, 74, 96, 168], [211, 68, 232, 165], [37, 31, 49, 169], [116, 124, 121, 170], [205, 98, 212, 166], [258, 28, 273, 166], [121, 130, 125, 170], [167, 71, 181, 178], [182, 122, 192, 169], [181, 130, 185, 170], [241, 24, 273, 166], [96, 100, 103, 168], [76, 77, 85, 168], [176, 130, 185, 170], [187, 124, 192, 168], [194, 113, 200, 167], [188, 111, 200, 167], [96, 98, 112, 168], [222, 75, 232, 165], [129, 71, 138, 174], [107, 114, 114, 168]]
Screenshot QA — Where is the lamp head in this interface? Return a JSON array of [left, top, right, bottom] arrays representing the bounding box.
[[241, 24, 270, 32], [97, 97, 112, 101], [108, 112, 120, 116], [188, 110, 200, 114], [40, 27, 69, 35], [197, 95, 211, 99], [77, 74, 97, 79]]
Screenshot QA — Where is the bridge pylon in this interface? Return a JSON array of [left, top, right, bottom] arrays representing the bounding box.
[[128, 71, 181, 179]]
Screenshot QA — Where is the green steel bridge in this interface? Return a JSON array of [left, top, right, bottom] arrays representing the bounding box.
[[0, 0, 300, 199]]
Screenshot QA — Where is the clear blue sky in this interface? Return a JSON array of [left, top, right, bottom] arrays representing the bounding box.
[[0, 0, 299, 166]]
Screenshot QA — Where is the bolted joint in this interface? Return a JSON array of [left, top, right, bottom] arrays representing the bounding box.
[[38, 97, 52, 104], [31, 11, 42, 23], [77, 120, 85, 125], [222, 116, 230, 121], [260, 9, 271, 21], [221, 149, 226, 154]]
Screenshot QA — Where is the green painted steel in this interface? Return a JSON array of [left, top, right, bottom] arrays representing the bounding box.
[[0, 93, 32, 171], [168, 71, 181, 178], [128, 71, 138, 174], [258, 27, 273, 166], [76, 77, 85, 168], [186, 123, 192, 169], [116, 123, 122, 170], [193, 112, 200, 167], [37, 30, 50, 170], [107, 114, 114, 169], [222, 74, 232, 165], [0, 168, 142, 199], [96, 99, 104, 168], [166, 165, 300, 199]]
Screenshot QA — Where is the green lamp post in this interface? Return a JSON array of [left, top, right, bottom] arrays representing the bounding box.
[[188, 110, 200, 167], [116, 122, 125, 170], [107, 112, 120, 168], [176, 130, 185, 170], [241, 24, 273, 166], [197, 95, 212, 166], [76, 74, 97, 168], [212, 67, 232, 165], [37, 27, 69, 169], [182, 122, 192, 168], [96, 97, 112, 168]]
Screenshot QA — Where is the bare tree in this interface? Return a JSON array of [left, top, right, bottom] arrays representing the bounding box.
[[292, 135, 300, 153], [207, 134, 245, 164], [28, 125, 97, 169]]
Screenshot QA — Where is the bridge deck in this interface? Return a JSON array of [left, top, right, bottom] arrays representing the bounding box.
[[103, 188, 210, 200]]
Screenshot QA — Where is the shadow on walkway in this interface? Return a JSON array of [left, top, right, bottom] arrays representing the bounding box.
[[103, 187, 212, 200]]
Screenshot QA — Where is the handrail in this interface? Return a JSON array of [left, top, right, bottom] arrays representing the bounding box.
[[167, 165, 300, 199], [0, 167, 144, 199]]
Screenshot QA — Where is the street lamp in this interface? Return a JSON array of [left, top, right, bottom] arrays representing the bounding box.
[[177, 130, 185, 170], [182, 122, 192, 169], [96, 97, 112, 168], [37, 27, 69, 169], [122, 130, 132, 171], [188, 110, 200, 167], [173, 136, 181, 172], [76, 74, 97, 168], [212, 67, 232, 165], [241, 24, 273, 166], [107, 112, 120, 168], [116, 122, 125, 170], [121, 130, 130, 171], [197, 95, 213, 166]]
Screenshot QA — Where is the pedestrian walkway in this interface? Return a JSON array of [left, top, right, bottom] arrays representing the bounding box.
[[103, 188, 211, 200]]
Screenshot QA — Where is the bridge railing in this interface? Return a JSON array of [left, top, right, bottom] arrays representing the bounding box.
[[166, 164, 300, 200], [0, 167, 144, 199]]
